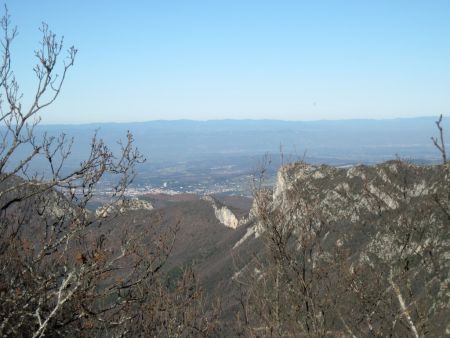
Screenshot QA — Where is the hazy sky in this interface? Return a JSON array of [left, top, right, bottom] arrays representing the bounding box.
[[6, 1, 450, 123]]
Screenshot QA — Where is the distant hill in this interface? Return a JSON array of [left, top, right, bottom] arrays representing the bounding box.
[[32, 117, 447, 162], [6, 117, 448, 193], [97, 159, 449, 335], [3, 157, 448, 335]]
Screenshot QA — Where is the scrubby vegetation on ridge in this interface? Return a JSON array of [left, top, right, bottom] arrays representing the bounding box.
[[0, 8, 448, 337]]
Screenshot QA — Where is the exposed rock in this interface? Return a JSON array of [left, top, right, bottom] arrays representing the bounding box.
[[237, 160, 449, 336], [232, 226, 256, 249], [262, 161, 443, 224], [0, 174, 86, 221], [202, 196, 241, 229], [96, 198, 153, 218]]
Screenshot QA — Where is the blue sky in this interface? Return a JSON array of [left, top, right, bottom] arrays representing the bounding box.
[[6, 1, 450, 123]]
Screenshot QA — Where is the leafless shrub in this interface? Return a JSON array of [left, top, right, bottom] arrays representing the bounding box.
[[134, 267, 222, 337], [0, 8, 214, 337], [235, 160, 339, 337], [236, 119, 449, 337]]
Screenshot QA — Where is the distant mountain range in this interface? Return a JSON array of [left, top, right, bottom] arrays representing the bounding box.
[[3, 132, 449, 335], [34, 116, 448, 161], [7, 116, 449, 193]]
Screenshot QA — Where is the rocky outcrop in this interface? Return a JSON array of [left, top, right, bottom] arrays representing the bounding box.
[[241, 160, 449, 274], [202, 196, 242, 229], [235, 160, 449, 336], [96, 198, 153, 218], [250, 160, 443, 227], [0, 174, 85, 221]]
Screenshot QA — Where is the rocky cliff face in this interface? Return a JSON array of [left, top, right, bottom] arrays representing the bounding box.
[[202, 196, 242, 229], [245, 160, 445, 235], [0, 174, 85, 222], [271, 161, 447, 254], [233, 160, 449, 336], [96, 198, 154, 218], [273, 161, 441, 214]]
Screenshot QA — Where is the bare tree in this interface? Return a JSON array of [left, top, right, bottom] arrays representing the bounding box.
[[135, 267, 222, 337], [235, 120, 450, 337], [334, 158, 449, 337], [234, 161, 339, 337], [431, 114, 447, 164], [0, 8, 213, 337]]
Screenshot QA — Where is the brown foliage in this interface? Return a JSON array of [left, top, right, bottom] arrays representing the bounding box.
[[235, 126, 450, 337], [0, 8, 217, 338]]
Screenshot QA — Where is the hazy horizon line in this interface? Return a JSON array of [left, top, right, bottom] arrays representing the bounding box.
[[38, 115, 446, 126]]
